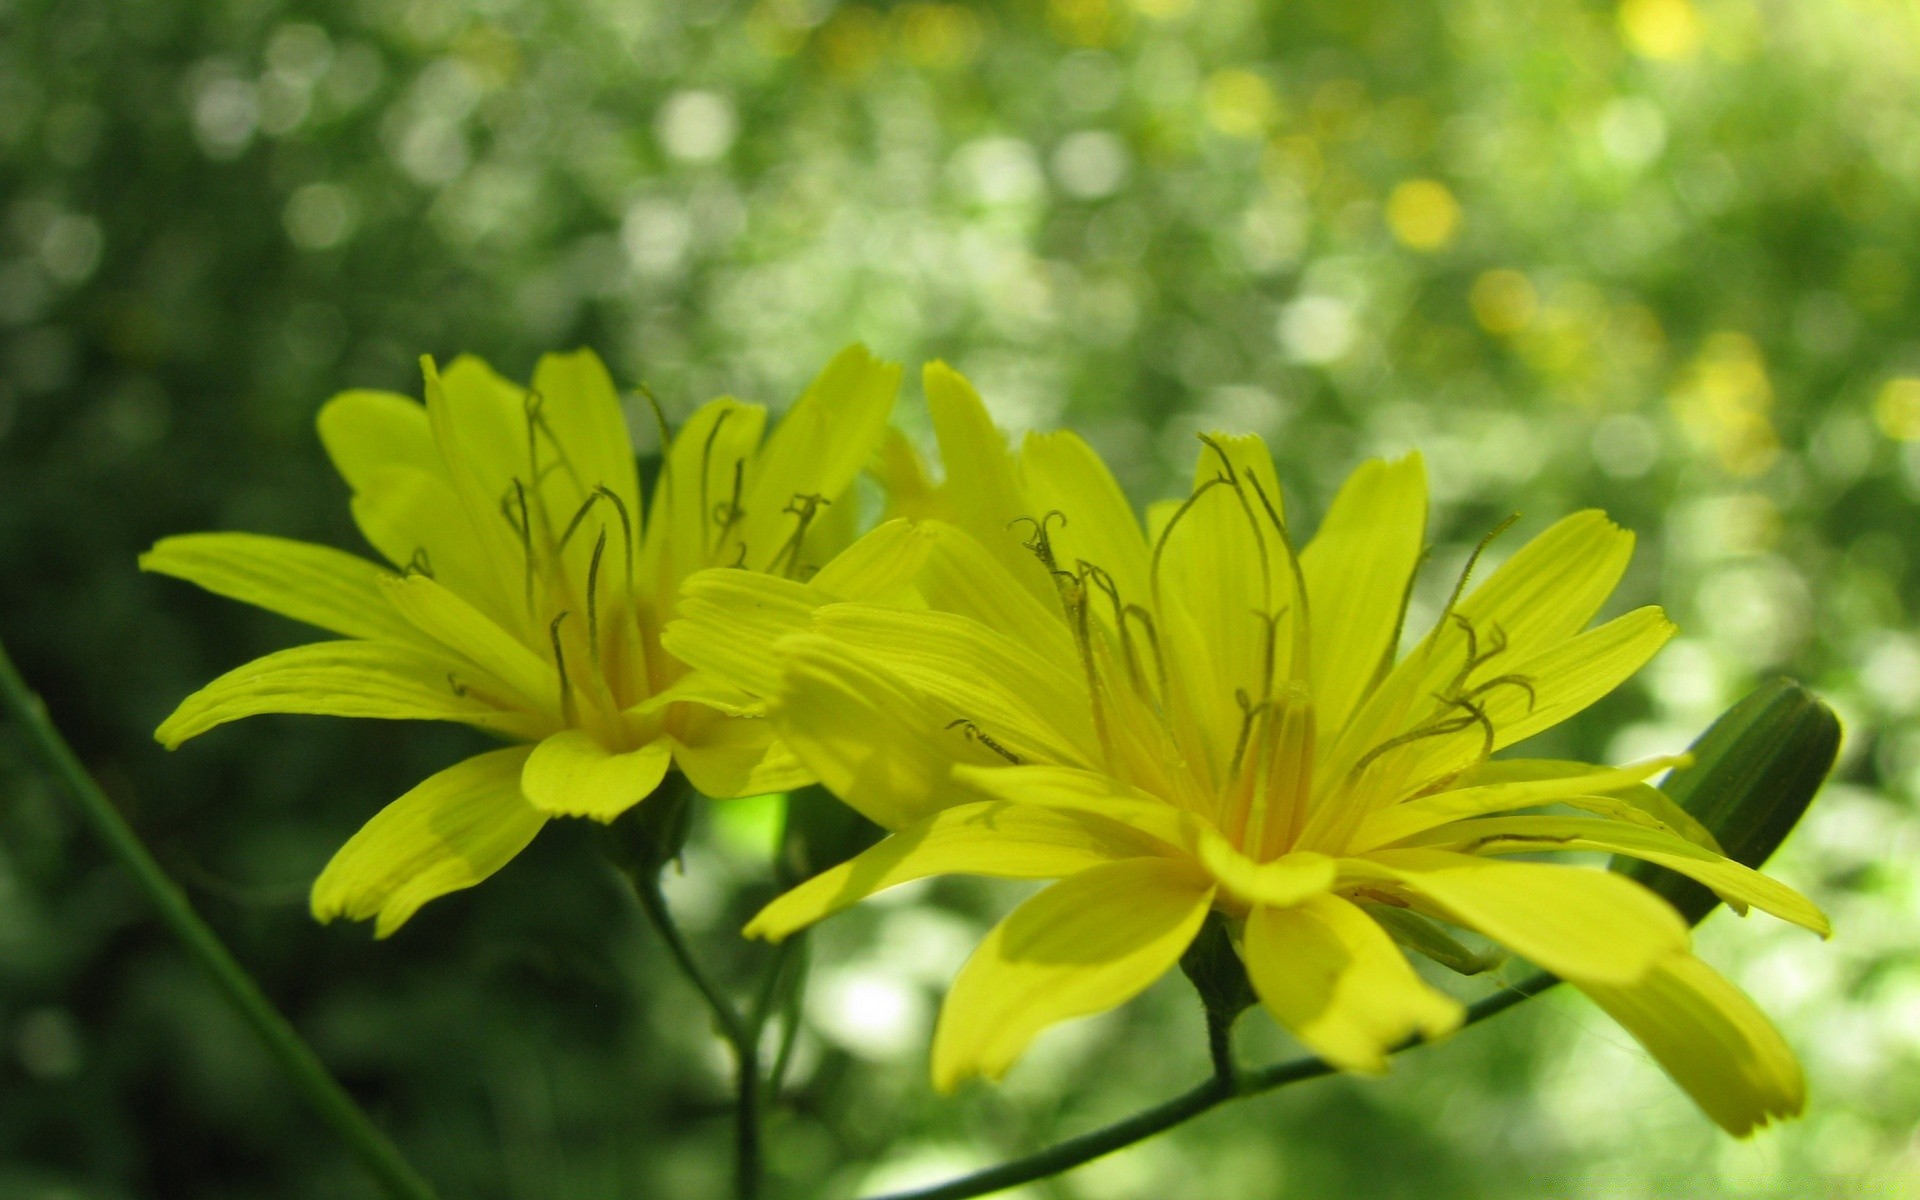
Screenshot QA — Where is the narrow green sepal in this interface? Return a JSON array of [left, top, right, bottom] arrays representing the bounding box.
[[1619, 676, 1840, 926], [1363, 902, 1505, 976]]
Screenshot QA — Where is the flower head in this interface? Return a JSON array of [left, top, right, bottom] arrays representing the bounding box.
[[667, 363, 1828, 1135], [145, 345, 899, 934]]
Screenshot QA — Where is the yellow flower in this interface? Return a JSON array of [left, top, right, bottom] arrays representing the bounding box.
[[144, 345, 900, 935], [666, 363, 1829, 1135]]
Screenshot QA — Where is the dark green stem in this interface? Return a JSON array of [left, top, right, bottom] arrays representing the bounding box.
[[0, 640, 439, 1200], [861, 972, 1560, 1200], [622, 865, 762, 1198]]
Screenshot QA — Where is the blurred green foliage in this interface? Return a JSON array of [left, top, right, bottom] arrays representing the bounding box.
[[3, 0, 1918, 1195]]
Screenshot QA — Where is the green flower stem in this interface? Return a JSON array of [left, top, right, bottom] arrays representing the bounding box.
[[620, 862, 806, 1200], [861, 972, 1560, 1200], [0, 639, 439, 1200]]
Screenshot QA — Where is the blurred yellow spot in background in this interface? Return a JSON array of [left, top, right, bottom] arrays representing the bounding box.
[[817, 6, 886, 81], [1672, 332, 1780, 475], [899, 4, 985, 70], [1619, 0, 1704, 61], [1386, 179, 1461, 251], [1471, 269, 1537, 333], [1050, 0, 1126, 47], [1205, 69, 1279, 138], [1133, 0, 1195, 17], [1874, 377, 1920, 441]]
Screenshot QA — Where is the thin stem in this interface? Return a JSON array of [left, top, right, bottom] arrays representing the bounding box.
[[621, 866, 762, 1198], [1204, 1006, 1237, 1085], [861, 972, 1560, 1200], [0, 640, 439, 1200]]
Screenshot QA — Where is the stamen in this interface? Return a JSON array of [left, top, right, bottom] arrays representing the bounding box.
[[1081, 562, 1146, 693], [549, 611, 577, 724], [1122, 604, 1171, 703], [594, 485, 636, 593], [1228, 687, 1269, 780], [1197, 435, 1273, 603], [633, 382, 673, 463], [945, 718, 1022, 764], [524, 389, 589, 495], [1008, 511, 1068, 573], [699, 407, 735, 556], [1464, 673, 1537, 713], [556, 491, 604, 553], [768, 493, 830, 578], [447, 673, 468, 697], [1061, 573, 1116, 765], [406, 547, 434, 578], [1149, 475, 1230, 605], [502, 479, 535, 615], [586, 529, 608, 657], [1433, 514, 1520, 641], [1244, 473, 1313, 682], [710, 458, 747, 561]]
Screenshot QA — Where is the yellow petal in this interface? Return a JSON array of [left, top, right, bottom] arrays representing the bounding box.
[[1018, 428, 1151, 608], [874, 425, 941, 521], [664, 569, 828, 698], [739, 344, 901, 556], [141, 532, 418, 643], [809, 603, 1102, 768], [952, 764, 1210, 855], [923, 362, 1057, 607], [1347, 757, 1686, 852], [420, 355, 540, 608], [1575, 953, 1805, 1137], [1243, 892, 1464, 1073], [807, 517, 935, 603], [1450, 758, 1720, 852], [1329, 510, 1638, 786], [379, 573, 558, 711], [156, 640, 555, 748], [913, 521, 1078, 673], [316, 388, 441, 487], [930, 856, 1215, 1091], [522, 729, 673, 821], [1399, 815, 1829, 936], [1298, 454, 1427, 736], [745, 801, 1173, 941], [1196, 842, 1337, 909], [311, 746, 545, 937], [771, 634, 1006, 829], [529, 347, 645, 525], [1354, 848, 1689, 985], [670, 708, 813, 799]]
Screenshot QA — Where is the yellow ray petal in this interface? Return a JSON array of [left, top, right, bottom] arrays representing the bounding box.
[[930, 856, 1215, 1091], [311, 745, 545, 937], [771, 634, 1008, 829], [807, 517, 935, 603], [316, 388, 441, 485], [670, 707, 812, 799], [745, 801, 1175, 941], [1574, 953, 1805, 1137], [420, 355, 541, 610], [1346, 757, 1686, 852], [952, 763, 1210, 855], [664, 569, 829, 698], [521, 729, 673, 821], [379, 572, 559, 711], [922, 362, 1057, 606], [913, 521, 1078, 673], [1298, 454, 1427, 736], [1352, 848, 1689, 985], [1329, 510, 1638, 786], [739, 344, 901, 555], [1397, 816, 1829, 936], [1243, 892, 1464, 1073], [529, 347, 645, 524], [155, 640, 555, 748], [809, 603, 1101, 768], [1448, 758, 1720, 851], [141, 532, 419, 643], [1018, 428, 1151, 608]]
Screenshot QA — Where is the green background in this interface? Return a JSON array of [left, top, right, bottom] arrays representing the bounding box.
[[2, 0, 1915, 1195]]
